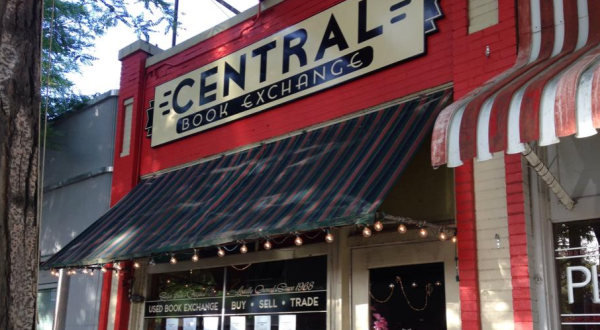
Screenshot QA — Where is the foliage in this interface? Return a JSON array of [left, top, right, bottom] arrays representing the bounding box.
[[42, 0, 174, 119]]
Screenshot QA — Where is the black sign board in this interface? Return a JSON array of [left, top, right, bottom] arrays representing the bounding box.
[[225, 290, 327, 315], [144, 290, 326, 318], [145, 296, 222, 318]]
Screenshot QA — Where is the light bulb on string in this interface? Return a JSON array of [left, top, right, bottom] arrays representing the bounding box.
[[101, 265, 108, 273], [89, 270, 95, 276], [149, 257, 156, 266], [114, 263, 122, 271], [264, 240, 272, 250], [451, 235, 457, 244], [438, 231, 447, 241], [114, 270, 120, 277], [374, 221, 384, 232], [362, 226, 372, 238], [325, 230, 334, 243], [294, 235, 303, 246], [170, 254, 178, 265], [191, 250, 199, 262], [240, 244, 248, 254], [217, 248, 226, 257], [50, 269, 57, 276], [133, 261, 141, 269], [82, 268, 89, 274], [398, 224, 407, 234], [419, 227, 428, 238]]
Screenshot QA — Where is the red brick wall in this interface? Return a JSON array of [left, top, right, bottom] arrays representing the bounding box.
[[449, 0, 518, 329], [505, 154, 534, 330]]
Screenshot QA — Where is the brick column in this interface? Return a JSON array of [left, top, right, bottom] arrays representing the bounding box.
[[505, 154, 534, 330]]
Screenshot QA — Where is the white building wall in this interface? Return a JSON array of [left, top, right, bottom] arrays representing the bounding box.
[[474, 153, 515, 330], [469, 0, 499, 33]]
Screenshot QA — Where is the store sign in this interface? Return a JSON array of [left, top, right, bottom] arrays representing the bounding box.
[[145, 282, 326, 318], [148, 0, 442, 146]]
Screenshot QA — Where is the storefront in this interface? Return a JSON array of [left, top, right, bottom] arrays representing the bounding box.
[[42, 0, 600, 330]]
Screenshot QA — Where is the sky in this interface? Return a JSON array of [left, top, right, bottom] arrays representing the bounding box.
[[68, 0, 257, 96]]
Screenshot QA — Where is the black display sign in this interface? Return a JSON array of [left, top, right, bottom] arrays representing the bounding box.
[[145, 286, 327, 318], [225, 290, 327, 315], [145, 296, 222, 318]]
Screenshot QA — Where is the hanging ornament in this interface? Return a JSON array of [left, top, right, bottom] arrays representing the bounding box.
[[264, 240, 272, 250], [419, 227, 428, 238], [294, 235, 303, 246], [133, 261, 141, 269], [170, 254, 178, 265], [192, 250, 199, 262], [325, 231, 334, 243], [398, 224, 407, 234], [362, 226, 372, 238], [217, 248, 226, 257], [438, 231, 447, 241], [240, 244, 248, 254]]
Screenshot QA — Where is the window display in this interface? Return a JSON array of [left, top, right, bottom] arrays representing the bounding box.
[[369, 262, 446, 330], [144, 257, 326, 330], [554, 219, 600, 329]]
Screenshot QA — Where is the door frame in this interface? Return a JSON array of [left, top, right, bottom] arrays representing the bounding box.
[[351, 239, 461, 330]]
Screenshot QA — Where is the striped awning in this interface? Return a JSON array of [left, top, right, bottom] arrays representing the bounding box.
[[44, 89, 452, 268], [431, 0, 600, 168]]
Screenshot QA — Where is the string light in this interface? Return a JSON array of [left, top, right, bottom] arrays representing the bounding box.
[[170, 254, 178, 265], [89, 270, 95, 276], [114, 263, 122, 271], [133, 261, 141, 269], [191, 250, 199, 262], [451, 236, 457, 243], [50, 269, 57, 276], [419, 227, 428, 238], [114, 270, 120, 277], [149, 257, 156, 266], [240, 244, 248, 254], [325, 230, 334, 243], [398, 224, 407, 234], [362, 226, 372, 237], [82, 268, 89, 274], [374, 221, 384, 232], [264, 240, 272, 250], [101, 265, 108, 273], [438, 231, 447, 241], [217, 248, 226, 257], [294, 235, 303, 246]]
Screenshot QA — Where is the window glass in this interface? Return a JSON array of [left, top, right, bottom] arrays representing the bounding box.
[[145, 257, 326, 330], [37, 289, 57, 330], [369, 262, 446, 330], [554, 219, 600, 329]]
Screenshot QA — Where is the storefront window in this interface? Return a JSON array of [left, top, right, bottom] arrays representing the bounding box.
[[145, 256, 326, 330], [37, 289, 57, 330], [554, 219, 600, 329], [369, 262, 446, 330]]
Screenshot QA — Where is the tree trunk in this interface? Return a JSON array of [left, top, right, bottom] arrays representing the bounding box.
[[0, 0, 43, 329]]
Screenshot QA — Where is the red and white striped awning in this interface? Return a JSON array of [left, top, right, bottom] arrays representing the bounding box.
[[432, 0, 600, 168]]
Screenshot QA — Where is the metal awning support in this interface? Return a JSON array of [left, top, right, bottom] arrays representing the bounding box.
[[522, 144, 575, 210], [214, 0, 241, 15]]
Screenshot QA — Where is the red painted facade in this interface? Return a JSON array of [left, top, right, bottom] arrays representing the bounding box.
[[111, 0, 525, 329]]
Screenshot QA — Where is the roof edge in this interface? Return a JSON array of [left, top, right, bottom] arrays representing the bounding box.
[[145, 0, 286, 68]]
